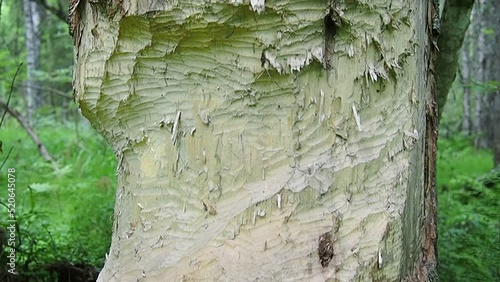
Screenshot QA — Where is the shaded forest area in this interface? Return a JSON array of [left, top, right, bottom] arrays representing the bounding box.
[[0, 0, 498, 281]]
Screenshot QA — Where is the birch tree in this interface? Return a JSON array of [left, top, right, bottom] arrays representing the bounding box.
[[22, 0, 43, 123], [71, 1, 439, 281]]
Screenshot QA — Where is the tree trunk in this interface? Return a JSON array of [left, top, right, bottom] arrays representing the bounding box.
[[460, 36, 472, 136], [22, 0, 43, 123], [472, 0, 499, 158], [466, 2, 481, 140], [435, 0, 475, 118], [72, 1, 438, 281], [488, 0, 500, 166], [492, 90, 500, 166], [473, 0, 494, 150], [474, 0, 485, 148]]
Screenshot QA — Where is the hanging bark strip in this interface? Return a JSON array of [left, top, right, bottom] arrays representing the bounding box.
[[68, 0, 84, 46], [324, 2, 342, 70]]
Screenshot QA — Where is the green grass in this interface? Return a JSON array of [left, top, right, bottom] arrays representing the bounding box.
[[437, 137, 499, 281], [0, 117, 116, 272], [437, 136, 494, 185]]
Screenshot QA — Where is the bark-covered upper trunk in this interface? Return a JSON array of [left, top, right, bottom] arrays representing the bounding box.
[[72, 1, 438, 281], [434, 0, 475, 118]]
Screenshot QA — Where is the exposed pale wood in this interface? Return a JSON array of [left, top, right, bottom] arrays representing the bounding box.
[[73, 1, 437, 281]]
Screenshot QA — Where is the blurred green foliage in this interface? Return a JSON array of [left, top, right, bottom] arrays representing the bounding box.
[[0, 0, 73, 112], [2, 1, 113, 279], [437, 137, 499, 281], [0, 116, 116, 279]]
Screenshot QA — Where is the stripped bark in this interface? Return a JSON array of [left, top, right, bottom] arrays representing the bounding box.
[[72, 1, 438, 280]]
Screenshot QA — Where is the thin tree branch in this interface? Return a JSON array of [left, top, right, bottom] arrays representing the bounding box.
[[23, 82, 73, 99], [0, 98, 55, 164], [0, 63, 22, 170], [0, 77, 73, 100], [0, 146, 14, 170], [0, 63, 23, 128], [30, 0, 67, 22], [2, 80, 73, 100]]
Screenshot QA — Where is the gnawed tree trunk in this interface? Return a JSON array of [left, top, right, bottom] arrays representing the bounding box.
[[22, 0, 43, 123], [72, 1, 438, 281]]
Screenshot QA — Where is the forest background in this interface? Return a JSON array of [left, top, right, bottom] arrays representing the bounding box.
[[0, 0, 498, 281]]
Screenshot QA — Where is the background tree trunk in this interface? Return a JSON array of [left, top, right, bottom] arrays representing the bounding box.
[[478, 0, 493, 150], [492, 91, 500, 166], [487, 0, 500, 166], [73, 1, 438, 281], [471, 0, 499, 164], [460, 37, 472, 136], [22, 0, 43, 123], [434, 0, 475, 118], [473, 0, 485, 148]]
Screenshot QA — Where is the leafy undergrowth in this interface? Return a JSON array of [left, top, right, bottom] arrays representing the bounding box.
[[0, 117, 116, 281], [437, 137, 499, 281]]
